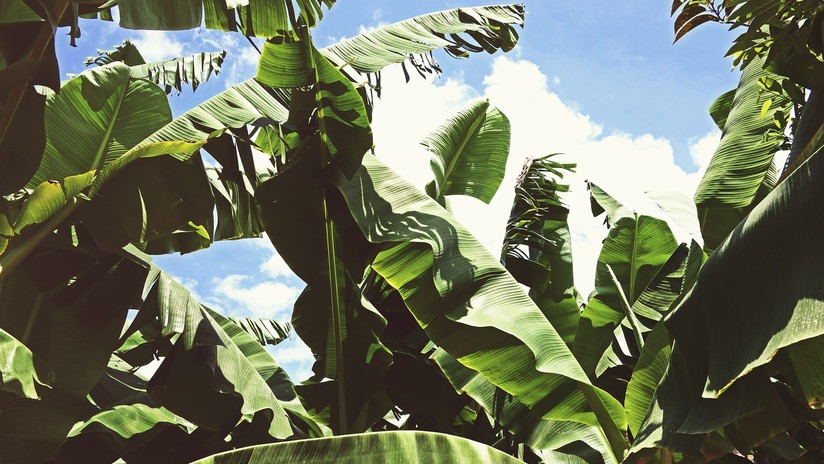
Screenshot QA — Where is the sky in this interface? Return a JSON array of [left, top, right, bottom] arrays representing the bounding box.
[[54, 1, 745, 381]]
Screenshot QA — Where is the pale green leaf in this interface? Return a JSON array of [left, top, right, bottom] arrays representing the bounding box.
[[424, 99, 511, 203], [333, 154, 628, 459], [29, 62, 171, 189], [190, 431, 524, 464], [0, 327, 54, 399], [694, 56, 792, 250], [320, 5, 525, 73]]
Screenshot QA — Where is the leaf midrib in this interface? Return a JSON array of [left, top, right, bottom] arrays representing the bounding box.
[[629, 212, 639, 305], [440, 102, 488, 198], [89, 81, 129, 173]]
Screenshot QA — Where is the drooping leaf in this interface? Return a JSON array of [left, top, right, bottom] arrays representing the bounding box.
[[52, 356, 200, 463], [320, 5, 525, 74], [127, 269, 308, 440], [77, 154, 215, 254], [423, 99, 511, 203], [207, 307, 328, 440], [130, 50, 227, 94], [208, 167, 266, 242], [633, 145, 824, 457], [694, 56, 792, 251], [332, 154, 628, 460], [228, 316, 292, 347], [189, 431, 524, 464], [434, 349, 618, 464]]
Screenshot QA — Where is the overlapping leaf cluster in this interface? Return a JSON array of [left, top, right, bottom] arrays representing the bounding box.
[[2, 1, 824, 463]]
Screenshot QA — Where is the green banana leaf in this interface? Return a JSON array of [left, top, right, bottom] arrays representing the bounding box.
[[256, 33, 372, 178], [256, 137, 393, 434], [623, 323, 671, 437], [0, 246, 148, 462], [0, 2, 59, 195], [28, 62, 170, 190], [423, 98, 511, 203], [1, 62, 223, 263], [694, 56, 792, 251], [631, 145, 824, 457], [0, 0, 41, 22], [209, 167, 266, 241], [3, 62, 172, 243], [88, 2, 529, 203], [85, 40, 226, 94], [127, 269, 314, 440], [90, 78, 290, 195], [708, 89, 736, 131], [227, 316, 292, 347], [77, 154, 214, 254], [433, 350, 617, 464], [573, 184, 689, 375], [0, 326, 54, 399], [130, 50, 227, 94], [672, 144, 824, 398], [630, 241, 705, 326], [85, 40, 148, 67], [190, 431, 524, 463], [321, 5, 524, 74], [332, 154, 628, 460], [116, 0, 334, 37], [52, 356, 201, 463], [503, 155, 579, 346]]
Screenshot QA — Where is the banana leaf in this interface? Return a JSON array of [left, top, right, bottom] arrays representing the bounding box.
[[332, 154, 629, 461], [116, 0, 334, 37], [694, 56, 792, 251], [423, 98, 511, 204], [321, 5, 524, 74], [503, 155, 579, 345], [0, 244, 148, 462], [632, 145, 824, 457], [190, 431, 524, 463]]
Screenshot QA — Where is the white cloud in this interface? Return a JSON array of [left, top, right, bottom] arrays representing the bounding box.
[[195, 28, 240, 51], [132, 31, 184, 62], [689, 129, 720, 171], [372, 56, 715, 298], [269, 338, 314, 381], [224, 44, 262, 88], [260, 251, 298, 280], [212, 274, 300, 319]]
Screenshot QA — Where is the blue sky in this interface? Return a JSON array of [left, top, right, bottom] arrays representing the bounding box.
[[54, 1, 741, 380]]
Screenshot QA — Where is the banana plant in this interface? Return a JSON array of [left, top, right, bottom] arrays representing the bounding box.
[[0, 3, 536, 462]]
